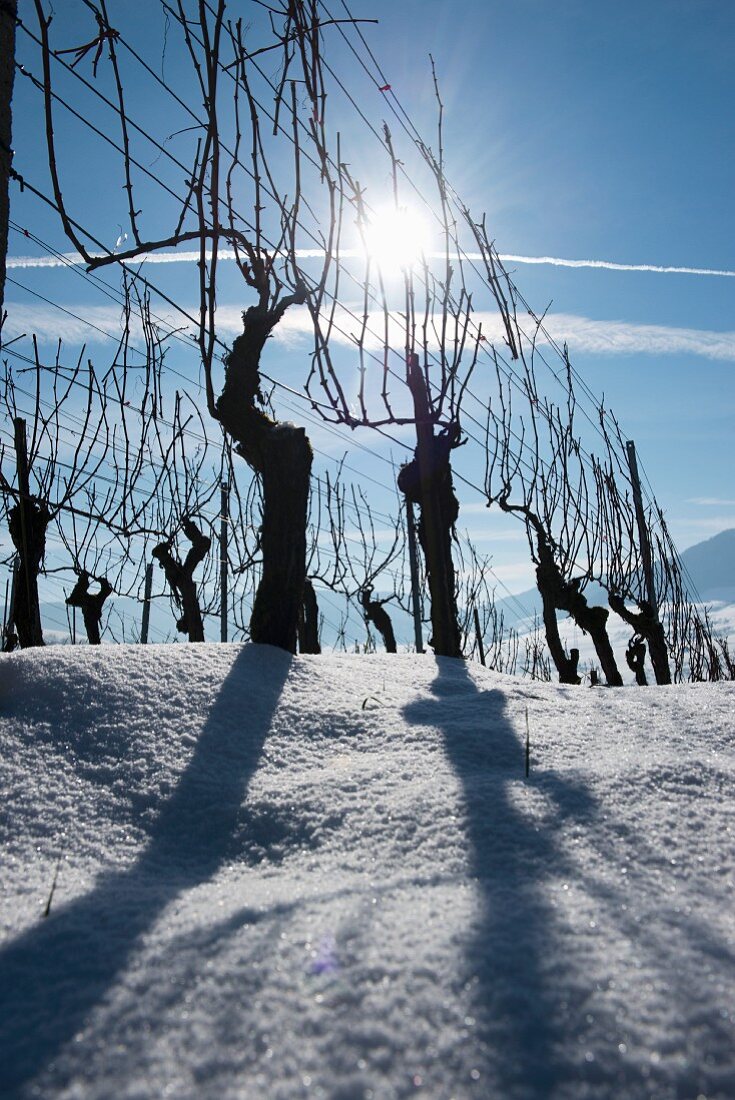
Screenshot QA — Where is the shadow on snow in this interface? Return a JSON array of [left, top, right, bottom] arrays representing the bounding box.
[[403, 657, 597, 1097], [0, 643, 290, 1096]]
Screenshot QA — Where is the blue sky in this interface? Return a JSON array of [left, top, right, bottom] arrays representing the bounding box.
[[4, 0, 735, 612]]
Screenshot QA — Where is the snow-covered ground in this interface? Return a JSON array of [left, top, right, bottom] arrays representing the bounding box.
[[1, 644, 733, 1099]]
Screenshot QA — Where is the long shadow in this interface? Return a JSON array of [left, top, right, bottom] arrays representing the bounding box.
[[0, 643, 291, 1097], [403, 658, 597, 1097]]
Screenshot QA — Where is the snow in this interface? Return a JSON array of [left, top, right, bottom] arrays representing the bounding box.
[[1, 644, 734, 1099]]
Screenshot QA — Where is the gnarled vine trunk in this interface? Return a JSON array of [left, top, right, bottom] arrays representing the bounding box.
[[608, 592, 671, 685], [153, 517, 210, 643], [536, 559, 580, 685], [65, 572, 113, 645], [625, 634, 648, 686], [536, 533, 622, 686], [360, 587, 397, 653], [216, 298, 312, 655], [398, 356, 462, 659], [528, 525, 620, 686]]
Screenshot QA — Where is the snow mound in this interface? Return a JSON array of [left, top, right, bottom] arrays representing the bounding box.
[[0, 644, 733, 1099]]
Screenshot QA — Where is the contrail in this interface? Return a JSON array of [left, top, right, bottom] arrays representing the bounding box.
[[7, 249, 735, 278], [497, 254, 735, 278]]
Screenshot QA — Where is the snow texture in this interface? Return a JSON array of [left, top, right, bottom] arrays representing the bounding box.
[[0, 644, 733, 1099]]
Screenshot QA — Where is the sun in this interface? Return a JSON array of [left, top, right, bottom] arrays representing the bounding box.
[[361, 203, 430, 274]]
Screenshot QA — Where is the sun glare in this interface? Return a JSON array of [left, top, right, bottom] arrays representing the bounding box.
[[361, 204, 430, 273]]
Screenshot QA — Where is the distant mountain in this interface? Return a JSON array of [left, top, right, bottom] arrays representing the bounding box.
[[495, 528, 735, 627], [679, 528, 735, 600]]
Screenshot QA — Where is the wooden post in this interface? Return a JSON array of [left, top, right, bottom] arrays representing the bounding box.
[[220, 480, 229, 643], [473, 606, 486, 666], [140, 561, 153, 644], [14, 419, 31, 619], [1, 560, 15, 649], [63, 588, 75, 644], [405, 497, 423, 653], [2, 573, 8, 638], [625, 440, 657, 617], [13, 416, 44, 646], [8, 555, 16, 631]]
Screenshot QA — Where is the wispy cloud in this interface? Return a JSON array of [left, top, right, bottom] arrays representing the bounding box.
[[486, 561, 536, 588], [668, 518, 735, 545], [676, 516, 735, 530], [458, 526, 527, 545], [526, 313, 735, 362], [686, 497, 735, 507], [2, 302, 130, 346], [0, 301, 299, 349], [4, 299, 735, 364]]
